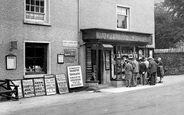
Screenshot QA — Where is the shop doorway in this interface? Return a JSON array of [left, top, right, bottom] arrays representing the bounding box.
[[97, 50, 103, 84], [86, 44, 113, 85]]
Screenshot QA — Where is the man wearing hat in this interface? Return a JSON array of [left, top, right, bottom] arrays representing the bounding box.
[[148, 57, 158, 85]]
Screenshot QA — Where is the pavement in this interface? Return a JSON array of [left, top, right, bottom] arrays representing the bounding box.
[[1, 75, 184, 115]]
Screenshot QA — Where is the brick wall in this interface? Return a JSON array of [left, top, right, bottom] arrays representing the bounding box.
[[154, 49, 184, 75]]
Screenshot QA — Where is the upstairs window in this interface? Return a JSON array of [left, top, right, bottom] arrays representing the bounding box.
[[117, 6, 129, 30], [25, 0, 50, 24]]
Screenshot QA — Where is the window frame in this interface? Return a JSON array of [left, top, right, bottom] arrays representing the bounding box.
[[24, 0, 51, 25], [24, 41, 51, 78], [116, 5, 130, 31]]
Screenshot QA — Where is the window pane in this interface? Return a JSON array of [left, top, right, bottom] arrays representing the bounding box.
[[31, 0, 35, 5], [117, 7, 127, 15], [36, 6, 39, 12], [26, 0, 30, 4], [36, 0, 40, 6], [26, 5, 30, 11], [121, 8, 127, 15], [31, 6, 35, 11], [40, 7, 44, 13], [40, 0, 44, 6], [117, 15, 127, 29], [117, 7, 122, 14]]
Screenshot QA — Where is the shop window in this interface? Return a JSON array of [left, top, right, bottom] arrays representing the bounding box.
[[113, 45, 134, 80], [24, 0, 50, 25], [117, 6, 129, 30], [25, 43, 48, 75]]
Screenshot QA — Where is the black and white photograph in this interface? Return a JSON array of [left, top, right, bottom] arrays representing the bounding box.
[[1, 0, 184, 115]]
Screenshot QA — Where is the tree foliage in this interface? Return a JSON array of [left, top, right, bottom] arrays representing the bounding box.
[[155, 0, 184, 49]]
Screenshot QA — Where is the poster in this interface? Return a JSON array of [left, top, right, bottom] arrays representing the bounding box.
[[22, 79, 35, 97], [11, 80, 23, 98], [55, 74, 69, 94], [67, 65, 83, 88], [105, 50, 110, 70], [34, 78, 46, 96], [44, 77, 56, 95]]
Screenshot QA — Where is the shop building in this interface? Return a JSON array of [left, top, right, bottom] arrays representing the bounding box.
[[79, 0, 154, 87], [0, 0, 154, 90], [0, 0, 79, 80]]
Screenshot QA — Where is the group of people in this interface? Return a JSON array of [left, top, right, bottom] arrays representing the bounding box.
[[123, 56, 165, 87]]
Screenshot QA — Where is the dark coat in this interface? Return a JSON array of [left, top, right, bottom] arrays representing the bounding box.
[[139, 62, 147, 74], [157, 61, 164, 77], [148, 59, 158, 74]]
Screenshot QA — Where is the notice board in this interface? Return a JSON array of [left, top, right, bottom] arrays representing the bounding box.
[[34, 78, 46, 96], [44, 76, 56, 95], [22, 79, 35, 97], [67, 65, 83, 88], [55, 74, 69, 94]]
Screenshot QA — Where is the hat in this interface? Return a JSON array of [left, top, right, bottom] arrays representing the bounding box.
[[148, 57, 153, 60]]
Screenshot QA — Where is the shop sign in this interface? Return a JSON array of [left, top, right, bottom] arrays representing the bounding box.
[[22, 79, 35, 97], [67, 65, 83, 88], [55, 74, 69, 94], [63, 40, 78, 47], [97, 32, 152, 44]]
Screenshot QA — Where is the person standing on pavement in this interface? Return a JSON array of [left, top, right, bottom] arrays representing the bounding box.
[[143, 57, 149, 78], [125, 59, 133, 87], [139, 58, 147, 85], [157, 57, 164, 83], [148, 57, 158, 85], [132, 58, 139, 87]]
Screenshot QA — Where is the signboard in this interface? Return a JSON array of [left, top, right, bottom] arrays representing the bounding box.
[[64, 49, 76, 57], [63, 40, 78, 47], [55, 74, 69, 94], [67, 65, 83, 88], [22, 79, 35, 97], [34, 78, 46, 96], [44, 77, 56, 95], [6, 55, 17, 70], [11, 80, 23, 98]]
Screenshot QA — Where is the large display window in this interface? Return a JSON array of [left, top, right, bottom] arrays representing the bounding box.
[[113, 45, 135, 80]]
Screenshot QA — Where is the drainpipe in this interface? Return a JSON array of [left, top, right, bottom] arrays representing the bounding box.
[[77, 0, 81, 65]]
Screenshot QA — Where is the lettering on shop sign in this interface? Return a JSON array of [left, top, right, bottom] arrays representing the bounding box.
[[55, 74, 69, 94], [67, 65, 83, 88], [98, 32, 151, 43], [34, 78, 46, 96], [44, 76, 56, 95], [22, 79, 35, 97]]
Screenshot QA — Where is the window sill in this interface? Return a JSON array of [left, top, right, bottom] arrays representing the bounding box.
[[24, 20, 51, 27], [116, 28, 129, 31], [24, 74, 46, 78]]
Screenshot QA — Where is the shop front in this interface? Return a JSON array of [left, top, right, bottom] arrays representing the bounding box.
[[81, 28, 152, 87]]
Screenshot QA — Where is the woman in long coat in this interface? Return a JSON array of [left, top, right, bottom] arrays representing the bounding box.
[[125, 60, 133, 87], [157, 57, 164, 83]]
